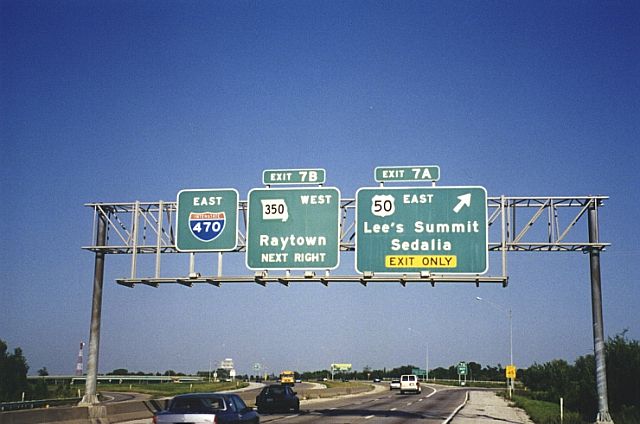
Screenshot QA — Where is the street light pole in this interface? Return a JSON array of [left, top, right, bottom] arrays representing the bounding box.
[[408, 327, 429, 382], [426, 343, 429, 382], [476, 296, 514, 397]]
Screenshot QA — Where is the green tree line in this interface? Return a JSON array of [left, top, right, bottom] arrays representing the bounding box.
[[521, 331, 639, 422], [0, 340, 75, 402], [0, 339, 29, 401], [299, 362, 514, 382]]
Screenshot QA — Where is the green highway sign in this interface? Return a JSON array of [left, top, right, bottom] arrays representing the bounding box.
[[263, 168, 326, 185], [176, 189, 239, 252], [457, 362, 468, 376], [375, 165, 440, 182], [356, 186, 488, 274], [412, 368, 427, 376], [246, 187, 340, 270]]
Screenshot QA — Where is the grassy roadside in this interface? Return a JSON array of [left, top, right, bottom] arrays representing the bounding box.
[[509, 394, 584, 424], [96, 381, 248, 398]]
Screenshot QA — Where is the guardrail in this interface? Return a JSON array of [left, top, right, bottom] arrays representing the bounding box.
[[0, 397, 82, 412]]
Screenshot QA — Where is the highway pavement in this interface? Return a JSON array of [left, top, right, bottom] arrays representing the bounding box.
[[118, 383, 535, 424], [258, 384, 466, 423], [120, 384, 468, 424]]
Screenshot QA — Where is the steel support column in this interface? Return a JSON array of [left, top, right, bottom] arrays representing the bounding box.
[[79, 210, 107, 406], [588, 201, 613, 423]]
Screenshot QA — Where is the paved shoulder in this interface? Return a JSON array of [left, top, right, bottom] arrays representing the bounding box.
[[451, 390, 534, 424]]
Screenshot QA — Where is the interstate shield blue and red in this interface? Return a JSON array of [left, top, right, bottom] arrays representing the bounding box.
[[189, 211, 226, 242]]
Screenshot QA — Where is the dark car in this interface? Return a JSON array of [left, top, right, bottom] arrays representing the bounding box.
[[255, 384, 300, 413], [153, 393, 259, 424]]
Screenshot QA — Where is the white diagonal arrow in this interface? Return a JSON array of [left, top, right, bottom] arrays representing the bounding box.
[[453, 193, 472, 213]]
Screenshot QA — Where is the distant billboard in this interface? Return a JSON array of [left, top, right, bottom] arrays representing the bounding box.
[[331, 363, 352, 371]]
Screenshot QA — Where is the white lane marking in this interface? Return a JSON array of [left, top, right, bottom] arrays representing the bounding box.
[[365, 415, 375, 420], [425, 385, 438, 398]]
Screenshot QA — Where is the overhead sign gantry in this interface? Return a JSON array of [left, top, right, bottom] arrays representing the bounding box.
[[81, 165, 613, 423]]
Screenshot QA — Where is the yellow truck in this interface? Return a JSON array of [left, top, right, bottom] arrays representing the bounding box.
[[280, 370, 295, 386]]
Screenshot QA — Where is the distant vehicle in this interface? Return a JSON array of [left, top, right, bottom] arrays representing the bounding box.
[[153, 392, 259, 424], [255, 384, 300, 413], [373, 378, 382, 383], [389, 379, 401, 390], [400, 374, 421, 394], [295, 378, 302, 383], [280, 370, 295, 386]]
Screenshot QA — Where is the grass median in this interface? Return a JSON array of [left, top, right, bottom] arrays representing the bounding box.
[[97, 381, 248, 398], [319, 380, 370, 389]]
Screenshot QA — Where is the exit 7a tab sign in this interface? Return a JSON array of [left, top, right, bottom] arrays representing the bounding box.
[[356, 187, 488, 274]]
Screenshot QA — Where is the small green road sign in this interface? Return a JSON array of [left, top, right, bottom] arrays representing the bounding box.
[[356, 186, 488, 274], [176, 189, 239, 252], [375, 165, 440, 182], [412, 368, 427, 376], [457, 362, 468, 376], [246, 187, 340, 270], [263, 168, 326, 185]]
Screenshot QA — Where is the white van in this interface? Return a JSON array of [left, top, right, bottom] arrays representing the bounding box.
[[399, 374, 421, 394]]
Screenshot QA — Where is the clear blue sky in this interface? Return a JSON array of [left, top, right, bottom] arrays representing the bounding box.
[[1, 1, 638, 376]]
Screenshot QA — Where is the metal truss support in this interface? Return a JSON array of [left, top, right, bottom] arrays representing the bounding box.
[[84, 195, 609, 257], [114, 274, 507, 287]]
